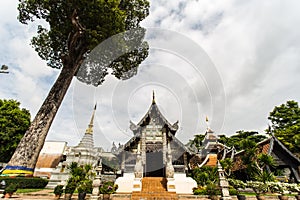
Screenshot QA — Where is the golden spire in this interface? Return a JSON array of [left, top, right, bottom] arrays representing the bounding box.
[[205, 116, 214, 133], [152, 90, 156, 104], [86, 103, 97, 134]]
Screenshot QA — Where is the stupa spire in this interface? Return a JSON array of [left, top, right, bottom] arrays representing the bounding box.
[[86, 103, 96, 134], [77, 103, 97, 148]]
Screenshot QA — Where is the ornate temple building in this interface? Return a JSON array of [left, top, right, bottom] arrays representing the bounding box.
[[114, 92, 197, 194]]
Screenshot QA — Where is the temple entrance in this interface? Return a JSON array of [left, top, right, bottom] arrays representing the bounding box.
[[145, 151, 164, 177]]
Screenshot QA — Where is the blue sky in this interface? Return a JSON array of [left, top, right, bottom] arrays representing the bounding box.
[[1, 0, 300, 151]]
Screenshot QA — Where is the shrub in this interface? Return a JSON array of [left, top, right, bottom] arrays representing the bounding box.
[[99, 181, 118, 194], [77, 180, 93, 194], [229, 188, 238, 195], [54, 185, 64, 195], [65, 181, 76, 194], [206, 183, 220, 196], [4, 183, 18, 194], [0, 177, 48, 189], [246, 181, 268, 195], [193, 187, 207, 195]]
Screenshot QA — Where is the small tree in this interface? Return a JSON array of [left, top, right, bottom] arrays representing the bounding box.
[[190, 166, 218, 187], [268, 100, 300, 157], [66, 162, 94, 194], [0, 99, 30, 163]]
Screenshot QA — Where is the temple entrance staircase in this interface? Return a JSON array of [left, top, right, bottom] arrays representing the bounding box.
[[131, 177, 178, 200]]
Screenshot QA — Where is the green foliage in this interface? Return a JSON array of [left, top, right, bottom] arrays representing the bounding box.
[[189, 134, 205, 151], [4, 183, 18, 194], [257, 154, 276, 169], [256, 170, 275, 183], [66, 162, 94, 194], [18, 0, 150, 86], [228, 178, 247, 191], [206, 183, 220, 196], [54, 185, 64, 195], [190, 166, 218, 187], [65, 180, 76, 194], [220, 158, 233, 177], [77, 179, 92, 194], [193, 187, 207, 195], [268, 100, 300, 157], [190, 131, 266, 153], [0, 177, 48, 189], [246, 181, 268, 195], [0, 99, 31, 162], [219, 131, 266, 151], [229, 188, 238, 195], [99, 181, 118, 194]]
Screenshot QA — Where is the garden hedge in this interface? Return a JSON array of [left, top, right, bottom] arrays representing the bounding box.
[[0, 177, 48, 189]]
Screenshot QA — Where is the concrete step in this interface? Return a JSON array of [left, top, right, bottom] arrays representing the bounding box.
[[131, 177, 178, 200]]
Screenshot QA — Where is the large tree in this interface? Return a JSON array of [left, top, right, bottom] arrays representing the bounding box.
[[0, 99, 31, 163], [4, 0, 149, 175], [268, 100, 300, 157]]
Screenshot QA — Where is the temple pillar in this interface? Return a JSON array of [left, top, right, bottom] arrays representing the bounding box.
[[121, 151, 125, 173], [133, 153, 143, 192], [162, 129, 167, 165], [166, 141, 176, 192], [183, 152, 188, 172], [141, 131, 146, 165]]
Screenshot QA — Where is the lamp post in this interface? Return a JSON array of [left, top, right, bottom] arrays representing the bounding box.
[[0, 65, 9, 74]]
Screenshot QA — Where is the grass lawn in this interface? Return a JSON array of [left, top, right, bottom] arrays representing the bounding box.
[[16, 188, 48, 193]]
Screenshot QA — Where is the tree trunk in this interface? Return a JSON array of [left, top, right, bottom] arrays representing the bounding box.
[[3, 62, 80, 174]]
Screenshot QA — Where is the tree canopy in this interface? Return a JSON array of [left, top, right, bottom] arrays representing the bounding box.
[[218, 130, 267, 151], [0, 99, 31, 163], [268, 100, 300, 157], [19, 0, 150, 84], [189, 130, 267, 152]]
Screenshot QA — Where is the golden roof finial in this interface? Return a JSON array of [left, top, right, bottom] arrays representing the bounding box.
[[152, 90, 156, 104], [205, 116, 214, 133], [86, 103, 97, 134]]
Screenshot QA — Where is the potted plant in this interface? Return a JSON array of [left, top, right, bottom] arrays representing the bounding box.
[[64, 180, 76, 200], [228, 179, 247, 200], [54, 185, 64, 199], [99, 181, 118, 200], [3, 183, 18, 198], [77, 180, 93, 200], [247, 181, 268, 200]]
